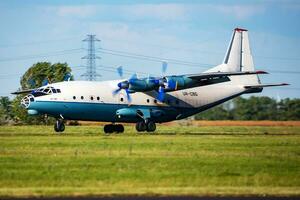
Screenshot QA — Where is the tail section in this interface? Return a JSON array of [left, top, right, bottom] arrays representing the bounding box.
[[224, 28, 255, 72], [206, 27, 260, 85], [207, 28, 255, 73]]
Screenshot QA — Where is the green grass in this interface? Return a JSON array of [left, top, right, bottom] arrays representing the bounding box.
[[0, 125, 299, 197]]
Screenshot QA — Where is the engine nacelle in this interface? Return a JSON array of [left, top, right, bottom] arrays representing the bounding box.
[[128, 79, 156, 92], [164, 76, 194, 91]]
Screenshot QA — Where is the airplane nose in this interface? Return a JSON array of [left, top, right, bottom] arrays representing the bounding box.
[[21, 94, 35, 108]]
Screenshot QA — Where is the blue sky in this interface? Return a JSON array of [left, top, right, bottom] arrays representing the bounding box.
[[0, 0, 299, 98]]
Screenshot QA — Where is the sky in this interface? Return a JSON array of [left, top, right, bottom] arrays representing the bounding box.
[[0, 0, 299, 99]]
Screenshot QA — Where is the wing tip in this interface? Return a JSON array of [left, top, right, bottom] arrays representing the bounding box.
[[281, 83, 290, 86]]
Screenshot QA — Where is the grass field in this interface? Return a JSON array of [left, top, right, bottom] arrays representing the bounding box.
[[0, 124, 300, 198]]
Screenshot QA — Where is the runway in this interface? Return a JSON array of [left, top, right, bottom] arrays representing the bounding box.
[[1, 196, 299, 200]]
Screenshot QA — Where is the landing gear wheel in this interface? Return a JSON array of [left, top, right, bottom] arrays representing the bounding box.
[[104, 124, 124, 134], [104, 124, 113, 134], [115, 124, 124, 133], [136, 121, 147, 132], [146, 121, 156, 132], [54, 120, 65, 133]]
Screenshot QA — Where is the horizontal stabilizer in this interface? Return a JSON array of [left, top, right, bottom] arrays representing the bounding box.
[[244, 83, 289, 89]]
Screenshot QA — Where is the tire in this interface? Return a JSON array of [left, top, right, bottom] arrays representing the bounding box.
[[54, 120, 65, 133], [136, 121, 146, 132], [104, 125, 113, 134], [59, 123, 65, 132], [116, 124, 124, 133], [147, 121, 156, 132], [54, 122, 60, 132]]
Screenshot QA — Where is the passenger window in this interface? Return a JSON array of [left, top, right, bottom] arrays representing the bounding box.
[[73, 96, 76, 100], [147, 99, 150, 103], [97, 97, 100, 101], [57, 89, 61, 93], [154, 99, 157, 104], [52, 89, 57, 93], [81, 96, 84, 100], [90, 96, 94, 100], [120, 97, 124, 102]]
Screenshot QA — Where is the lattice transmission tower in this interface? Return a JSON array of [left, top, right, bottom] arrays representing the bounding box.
[[81, 35, 101, 81]]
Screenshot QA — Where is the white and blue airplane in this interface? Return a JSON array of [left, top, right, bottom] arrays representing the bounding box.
[[13, 28, 287, 133]]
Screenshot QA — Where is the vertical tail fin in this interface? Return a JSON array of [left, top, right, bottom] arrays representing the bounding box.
[[223, 28, 256, 72], [207, 28, 255, 73]]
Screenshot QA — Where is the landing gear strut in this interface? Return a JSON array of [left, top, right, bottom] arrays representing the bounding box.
[[136, 120, 156, 132], [104, 124, 124, 134], [54, 119, 65, 133]]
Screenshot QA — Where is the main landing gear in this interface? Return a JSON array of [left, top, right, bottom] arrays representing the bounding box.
[[54, 119, 65, 133], [104, 124, 124, 134], [136, 120, 156, 132]]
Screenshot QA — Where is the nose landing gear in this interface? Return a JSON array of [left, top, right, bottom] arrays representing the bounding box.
[[54, 119, 65, 133]]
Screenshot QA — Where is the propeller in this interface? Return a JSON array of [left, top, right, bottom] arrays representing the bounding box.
[[156, 78, 177, 102], [63, 73, 72, 81], [42, 78, 49, 86], [113, 74, 138, 103], [162, 61, 168, 74], [117, 66, 123, 78], [27, 78, 36, 88]]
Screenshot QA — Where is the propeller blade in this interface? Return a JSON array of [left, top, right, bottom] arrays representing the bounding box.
[[162, 61, 168, 74], [157, 86, 165, 102], [117, 66, 123, 78], [63, 73, 72, 81], [112, 88, 122, 96], [42, 78, 49, 86], [125, 89, 132, 103], [27, 78, 36, 88]]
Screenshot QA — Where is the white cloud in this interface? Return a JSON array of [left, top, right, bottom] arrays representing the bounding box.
[[121, 4, 187, 21], [52, 5, 99, 18], [45, 3, 266, 21], [44, 4, 188, 21], [214, 5, 265, 20]]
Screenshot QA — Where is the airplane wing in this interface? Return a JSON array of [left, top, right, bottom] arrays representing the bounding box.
[[11, 89, 34, 95], [186, 70, 267, 80]]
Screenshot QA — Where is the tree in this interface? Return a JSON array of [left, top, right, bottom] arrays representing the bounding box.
[[0, 96, 13, 125], [20, 62, 72, 90]]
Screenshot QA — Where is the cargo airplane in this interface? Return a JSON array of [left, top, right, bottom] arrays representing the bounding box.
[[13, 28, 288, 133]]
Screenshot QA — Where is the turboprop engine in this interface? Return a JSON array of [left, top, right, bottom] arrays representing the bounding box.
[[113, 74, 196, 102]]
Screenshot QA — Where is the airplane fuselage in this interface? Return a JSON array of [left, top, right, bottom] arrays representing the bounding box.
[[24, 76, 258, 123]]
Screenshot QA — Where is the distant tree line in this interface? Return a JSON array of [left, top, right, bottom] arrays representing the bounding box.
[[195, 96, 300, 121]]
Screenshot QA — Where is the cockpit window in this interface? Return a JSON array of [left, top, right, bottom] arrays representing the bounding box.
[[32, 86, 61, 97]]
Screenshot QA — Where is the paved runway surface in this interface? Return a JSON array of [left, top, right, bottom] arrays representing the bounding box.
[[1, 196, 299, 200]]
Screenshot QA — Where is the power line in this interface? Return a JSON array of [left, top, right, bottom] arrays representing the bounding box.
[[97, 48, 213, 68], [0, 48, 83, 62], [0, 37, 81, 48]]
